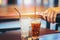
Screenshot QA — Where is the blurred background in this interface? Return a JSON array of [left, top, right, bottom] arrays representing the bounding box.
[[0, 0, 60, 32]]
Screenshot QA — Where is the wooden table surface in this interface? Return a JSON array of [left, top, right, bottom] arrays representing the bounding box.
[[0, 5, 60, 19], [0, 28, 58, 40], [0, 5, 45, 19]]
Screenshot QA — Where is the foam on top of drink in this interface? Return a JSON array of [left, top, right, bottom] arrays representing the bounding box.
[[31, 21, 40, 24]]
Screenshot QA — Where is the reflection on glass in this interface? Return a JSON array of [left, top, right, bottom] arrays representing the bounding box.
[[20, 17, 32, 39]]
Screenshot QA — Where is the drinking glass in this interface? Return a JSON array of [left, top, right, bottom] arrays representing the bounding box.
[[31, 18, 41, 40]]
